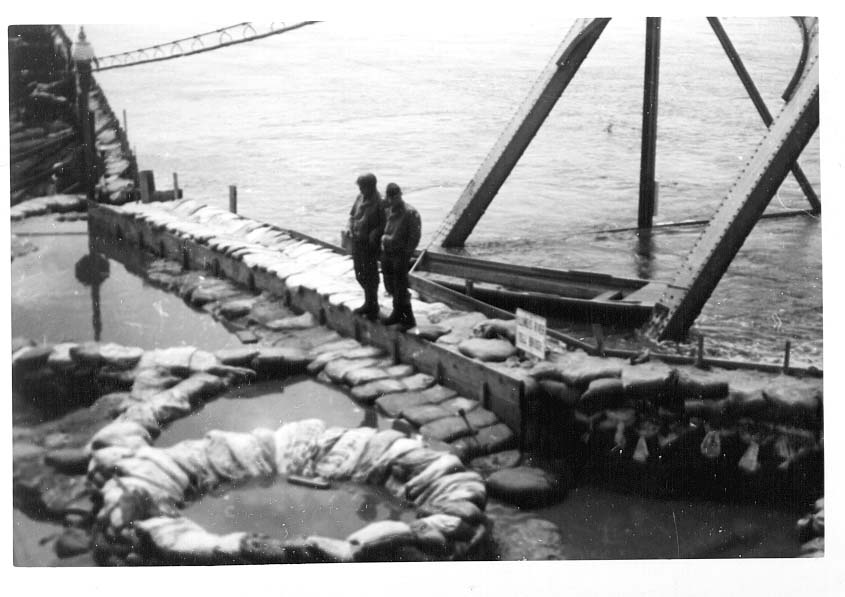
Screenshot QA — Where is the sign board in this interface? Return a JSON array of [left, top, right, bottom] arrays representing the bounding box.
[[515, 308, 547, 360]]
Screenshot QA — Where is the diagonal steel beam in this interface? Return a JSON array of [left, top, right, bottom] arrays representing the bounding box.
[[708, 17, 820, 214], [434, 18, 611, 249], [644, 54, 819, 341]]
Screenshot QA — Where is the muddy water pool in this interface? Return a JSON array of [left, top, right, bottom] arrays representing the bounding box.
[[156, 377, 393, 448], [183, 479, 417, 543], [11, 219, 240, 350]]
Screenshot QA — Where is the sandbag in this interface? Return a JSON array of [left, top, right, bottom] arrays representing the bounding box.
[[135, 516, 246, 564], [400, 373, 436, 392], [205, 430, 275, 482], [302, 427, 347, 477], [762, 382, 821, 428], [420, 385, 458, 403], [99, 343, 145, 370], [539, 379, 581, 409], [352, 378, 408, 404], [272, 419, 326, 476], [402, 404, 452, 427], [486, 466, 563, 508], [420, 416, 476, 443], [264, 312, 317, 331], [450, 423, 516, 459], [161, 439, 219, 493], [579, 378, 625, 412], [404, 453, 465, 500], [251, 346, 312, 377], [439, 397, 481, 415], [413, 471, 486, 510], [148, 388, 193, 424], [323, 357, 381, 384], [472, 319, 517, 342], [347, 521, 415, 562], [46, 342, 79, 371], [415, 513, 473, 541], [314, 427, 377, 480], [458, 338, 517, 362], [364, 437, 423, 485], [130, 367, 182, 401], [87, 421, 152, 454], [214, 347, 260, 367], [345, 367, 391, 387], [351, 429, 406, 483], [676, 371, 729, 401]]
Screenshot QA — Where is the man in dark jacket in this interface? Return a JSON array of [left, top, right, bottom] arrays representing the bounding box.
[[348, 173, 385, 320], [381, 183, 421, 330]]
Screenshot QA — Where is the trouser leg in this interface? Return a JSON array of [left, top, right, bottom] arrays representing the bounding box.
[[381, 258, 395, 296], [353, 247, 380, 317]]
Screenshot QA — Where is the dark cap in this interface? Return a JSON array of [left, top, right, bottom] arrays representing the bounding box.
[[356, 173, 377, 189], [385, 182, 402, 197]]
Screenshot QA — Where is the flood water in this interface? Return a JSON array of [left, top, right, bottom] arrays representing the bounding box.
[[157, 377, 393, 448], [83, 18, 822, 367], [182, 478, 417, 543], [11, 218, 241, 350], [530, 486, 801, 559]]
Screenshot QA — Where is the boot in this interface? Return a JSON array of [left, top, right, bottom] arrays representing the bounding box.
[[383, 309, 403, 326], [353, 288, 379, 320], [398, 304, 416, 331]]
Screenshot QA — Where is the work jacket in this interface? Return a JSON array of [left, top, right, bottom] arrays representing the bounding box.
[[348, 192, 385, 249], [382, 201, 421, 258]]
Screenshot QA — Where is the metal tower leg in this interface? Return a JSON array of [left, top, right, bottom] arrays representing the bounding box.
[[708, 17, 820, 214], [645, 55, 819, 341], [434, 18, 611, 249]]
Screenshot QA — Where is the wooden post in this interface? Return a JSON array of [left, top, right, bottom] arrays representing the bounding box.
[[173, 172, 180, 200], [782, 340, 791, 374], [695, 335, 705, 368], [592, 323, 605, 357], [122, 109, 128, 135], [139, 170, 156, 203], [229, 185, 238, 213], [465, 279, 474, 297], [638, 17, 661, 229]]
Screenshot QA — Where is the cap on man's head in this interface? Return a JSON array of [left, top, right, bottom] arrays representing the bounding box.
[[385, 182, 402, 197], [356, 173, 377, 189]]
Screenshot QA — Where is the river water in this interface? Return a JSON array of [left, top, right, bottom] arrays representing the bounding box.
[[81, 19, 822, 366]]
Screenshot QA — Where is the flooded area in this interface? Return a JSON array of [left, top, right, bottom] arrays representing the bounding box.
[[529, 486, 802, 559], [11, 218, 241, 350], [157, 378, 393, 448], [183, 478, 417, 543]]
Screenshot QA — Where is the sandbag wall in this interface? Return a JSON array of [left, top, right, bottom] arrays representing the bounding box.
[[88, 199, 531, 434], [13, 340, 492, 565], [525, 354, 823, 504]]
